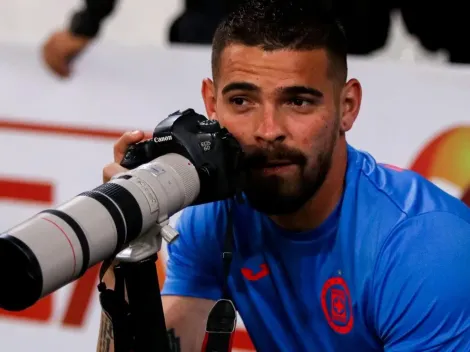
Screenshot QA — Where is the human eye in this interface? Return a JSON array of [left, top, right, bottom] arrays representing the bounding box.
[[229, 97, 249, 106], [286, 97, 314, 107], [228, 96, 255, 113]]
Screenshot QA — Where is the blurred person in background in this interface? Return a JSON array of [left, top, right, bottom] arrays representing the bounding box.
[[98, 0, 470, 351], [42, 0, 406, 78], [41, 0, 243, 78]]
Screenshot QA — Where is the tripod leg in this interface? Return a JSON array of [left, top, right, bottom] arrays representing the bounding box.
[[118, 254, 170, 352]]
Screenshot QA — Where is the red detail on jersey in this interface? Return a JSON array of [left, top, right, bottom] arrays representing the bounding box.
[[320, 277, 354, 334], [241, 264, 270, 281], [381, 163, 404, 172]]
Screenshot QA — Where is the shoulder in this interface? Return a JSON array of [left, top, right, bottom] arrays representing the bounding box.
[[346, 145, 470, 276], [172, 200, 229, 249], [376, 210, 470, 269], [353, 145, 469, 218]]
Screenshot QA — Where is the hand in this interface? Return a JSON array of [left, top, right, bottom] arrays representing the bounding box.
[[102, 130, 145, 183], [42, 30, 91, 78]]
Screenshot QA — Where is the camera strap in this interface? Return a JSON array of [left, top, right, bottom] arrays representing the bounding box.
[[98, 225, 148, 351], [97, 260, 134, 352], [201, 199, 237, 352]]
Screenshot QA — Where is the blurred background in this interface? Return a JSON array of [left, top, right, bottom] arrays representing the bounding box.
[[0, 1, 469, 351]]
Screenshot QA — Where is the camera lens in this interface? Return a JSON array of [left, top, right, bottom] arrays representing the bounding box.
[[0, 235, 43, 311]]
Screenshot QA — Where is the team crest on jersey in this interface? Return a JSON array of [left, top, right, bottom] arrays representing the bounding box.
[[320, 276, 354, 334]]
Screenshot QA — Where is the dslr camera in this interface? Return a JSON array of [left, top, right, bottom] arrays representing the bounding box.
[[121, 108, 244, 204]]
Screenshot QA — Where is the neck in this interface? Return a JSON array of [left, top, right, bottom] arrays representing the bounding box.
[[270, 139, 348, 232]]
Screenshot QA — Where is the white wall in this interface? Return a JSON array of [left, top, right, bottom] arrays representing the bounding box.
[[0, 1, 453, 66]]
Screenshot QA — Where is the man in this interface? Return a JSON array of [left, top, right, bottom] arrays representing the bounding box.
[[100, 0, 470, 351], [41, 0, 240, 78]]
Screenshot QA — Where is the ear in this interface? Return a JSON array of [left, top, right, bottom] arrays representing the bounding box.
[[201, 78, 217, 120], [339, 78, 362, 133]]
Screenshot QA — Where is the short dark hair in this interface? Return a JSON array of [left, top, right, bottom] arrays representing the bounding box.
[[211, 0, 348, 83]]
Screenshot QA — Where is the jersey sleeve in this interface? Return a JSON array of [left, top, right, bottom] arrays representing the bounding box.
[[161, 202, 226, 301], [371, 211, 470, 351]]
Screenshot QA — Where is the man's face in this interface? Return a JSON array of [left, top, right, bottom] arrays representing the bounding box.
[[204, 45, 345, 215]]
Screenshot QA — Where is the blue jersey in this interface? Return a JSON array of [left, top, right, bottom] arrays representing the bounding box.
[[161, 145, 470, 351]]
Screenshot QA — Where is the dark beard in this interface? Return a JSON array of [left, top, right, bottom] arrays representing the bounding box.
[[241, 139, 336, 215]]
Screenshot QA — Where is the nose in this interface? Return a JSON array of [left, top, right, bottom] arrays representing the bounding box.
[[253, 108, 286, 145]]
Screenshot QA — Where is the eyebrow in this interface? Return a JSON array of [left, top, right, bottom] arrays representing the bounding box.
[[279, 86, 323, 98], [222, 82, 259, 95], [221, 82, 323, 98]]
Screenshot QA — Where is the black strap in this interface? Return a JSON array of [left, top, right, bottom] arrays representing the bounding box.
[[98, 257, 114, 285], [221, 199, 234, 300], [202, 198, 238, 352], [201, 299, 237, 352], [97, 260, 134, 352]]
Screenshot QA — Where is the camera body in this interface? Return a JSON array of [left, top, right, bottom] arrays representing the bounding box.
[[121, 109, 244, 205]]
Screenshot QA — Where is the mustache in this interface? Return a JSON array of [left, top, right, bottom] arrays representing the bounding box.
[[242, 144, 307, 168]]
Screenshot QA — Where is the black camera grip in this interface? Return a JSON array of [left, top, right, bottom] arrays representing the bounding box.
[[120, 143, 150, 170]]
